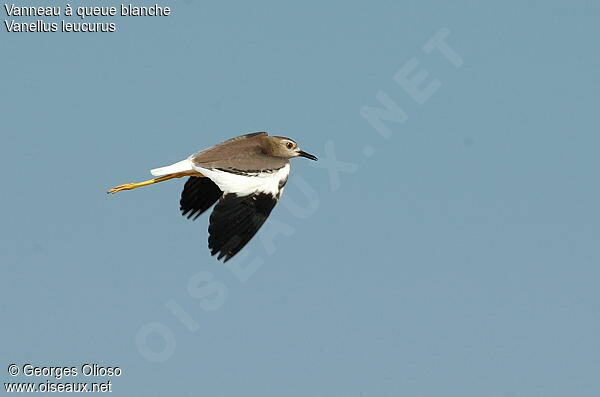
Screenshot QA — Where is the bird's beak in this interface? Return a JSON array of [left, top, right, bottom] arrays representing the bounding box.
[[297, 150, 318, 161]]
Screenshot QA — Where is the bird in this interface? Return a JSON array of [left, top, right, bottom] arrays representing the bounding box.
[[107, 132, 317, 262]]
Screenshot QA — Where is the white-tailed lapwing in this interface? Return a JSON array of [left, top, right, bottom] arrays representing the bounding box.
[[108, 132, 317, 262]]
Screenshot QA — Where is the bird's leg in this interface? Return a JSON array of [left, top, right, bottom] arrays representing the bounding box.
[[107, 172, 201, 194]]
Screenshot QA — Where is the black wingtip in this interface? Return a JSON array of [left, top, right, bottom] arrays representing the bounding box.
[[208, 193, 278, 262], [179, 177, 223, 221]]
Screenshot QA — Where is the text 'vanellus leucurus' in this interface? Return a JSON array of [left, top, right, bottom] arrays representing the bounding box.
[[107, 132, 318, 262]]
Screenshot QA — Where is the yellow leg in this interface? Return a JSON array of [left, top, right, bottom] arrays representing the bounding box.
[[107, 172, 201, 194]]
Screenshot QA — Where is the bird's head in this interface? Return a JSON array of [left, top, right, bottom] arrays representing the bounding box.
[[265, 136, 318, 161]]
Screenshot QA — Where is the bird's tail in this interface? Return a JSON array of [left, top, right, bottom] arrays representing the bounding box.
[[150, 158, 194, 176]]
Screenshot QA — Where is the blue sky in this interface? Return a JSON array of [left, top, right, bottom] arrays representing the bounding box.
[[2, 1, 599, 396]]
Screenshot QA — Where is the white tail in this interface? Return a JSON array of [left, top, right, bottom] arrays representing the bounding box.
[[150, 158, 193, 176]]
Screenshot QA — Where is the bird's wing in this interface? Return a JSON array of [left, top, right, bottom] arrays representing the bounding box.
[[191, 132, 268, 167], [180, 177, 223, 220], [208, 193, 278, 262]]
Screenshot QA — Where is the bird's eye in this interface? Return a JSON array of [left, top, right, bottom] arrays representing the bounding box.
[[286, 142, 294, 149]]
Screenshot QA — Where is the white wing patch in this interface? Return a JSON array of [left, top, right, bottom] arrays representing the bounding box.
[[193, 163, 290, 197]]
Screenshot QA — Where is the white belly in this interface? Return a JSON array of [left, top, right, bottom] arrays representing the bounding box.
[[193, 163, 290, 197]]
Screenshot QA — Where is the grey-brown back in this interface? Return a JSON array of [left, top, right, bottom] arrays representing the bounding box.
[[191, 132, 288, 171]]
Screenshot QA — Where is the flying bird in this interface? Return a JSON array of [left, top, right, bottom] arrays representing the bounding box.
[[107, 132, 317, 262]]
